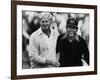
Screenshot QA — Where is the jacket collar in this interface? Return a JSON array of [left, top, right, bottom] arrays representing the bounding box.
[[62, 32, 79, 42]]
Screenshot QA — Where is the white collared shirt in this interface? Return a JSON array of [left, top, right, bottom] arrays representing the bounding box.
[[29, 27, 59, 68]]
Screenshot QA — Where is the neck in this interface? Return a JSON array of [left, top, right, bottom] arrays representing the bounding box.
[[43, 28, 51, 37], [68, 37, 74, 42], [67, 35, 76, 42]]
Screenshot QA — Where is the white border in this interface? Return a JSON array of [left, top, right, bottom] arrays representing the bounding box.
[[17, 5, 94, 75]]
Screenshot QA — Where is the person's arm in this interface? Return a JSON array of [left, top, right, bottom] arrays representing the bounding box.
[[82, 39, 89, 65], [29, 35, 60, 67], [56, 36, 62, 61], [81, 58, 88, 66], [29, 35, 46, 64], [22, 19, 30, 39]]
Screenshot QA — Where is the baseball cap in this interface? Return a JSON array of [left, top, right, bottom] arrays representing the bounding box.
[[67, 18, 78, 29]]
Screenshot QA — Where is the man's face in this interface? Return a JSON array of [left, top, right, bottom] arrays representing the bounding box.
[[67, 26, 77, 38], [40, 18, 51, 31]]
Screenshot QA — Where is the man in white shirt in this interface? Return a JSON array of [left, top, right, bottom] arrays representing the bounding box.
[[29, 12, 60, 68]]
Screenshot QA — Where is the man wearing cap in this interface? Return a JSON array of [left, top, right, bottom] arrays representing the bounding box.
[[29, 12, 60, 68], [56, 18, 89, 67]]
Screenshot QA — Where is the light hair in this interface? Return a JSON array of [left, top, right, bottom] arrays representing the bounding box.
[[39, 12, 53, 21]]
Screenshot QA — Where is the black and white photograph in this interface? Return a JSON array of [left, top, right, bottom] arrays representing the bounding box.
[[22, 11, 90, 69], [11, 1, 97, 79]]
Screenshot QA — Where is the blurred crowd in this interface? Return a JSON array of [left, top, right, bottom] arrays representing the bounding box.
[[22, 11, 90, 69]]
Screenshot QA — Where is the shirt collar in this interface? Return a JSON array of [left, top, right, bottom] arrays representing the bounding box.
[[38, 27, 43, 35], [38, 27, 53, 36], [74, 34, 79, 42]]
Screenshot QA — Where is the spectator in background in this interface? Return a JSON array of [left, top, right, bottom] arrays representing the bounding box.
[[29, 12, 60, 68], [53, 13, 68, 35], [22, 12, 30, 69], [28, 16, 40, 35], [22, 11, 40, 69], [52, 13, 69, 44], [81, 14, 90, 47], [56, 18, 89, 67]]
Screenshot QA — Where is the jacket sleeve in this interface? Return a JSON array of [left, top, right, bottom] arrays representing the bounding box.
[[82, 39, 89, 65]]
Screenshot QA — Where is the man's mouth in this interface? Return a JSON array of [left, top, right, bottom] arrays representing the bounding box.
[[69, 31, 74, 34]]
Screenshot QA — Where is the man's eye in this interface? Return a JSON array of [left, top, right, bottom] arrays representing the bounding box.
[[41, 21, 44, 23], [41, 21, 48, 23]]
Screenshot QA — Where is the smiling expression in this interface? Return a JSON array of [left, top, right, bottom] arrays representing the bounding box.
[[40, 18, 51, 31], [67, 26, 78, 38]]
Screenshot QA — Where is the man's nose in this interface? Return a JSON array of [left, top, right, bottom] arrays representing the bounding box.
[[69, 27, 74, 30]]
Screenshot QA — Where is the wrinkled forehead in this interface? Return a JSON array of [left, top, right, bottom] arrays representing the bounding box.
[[40, 18, 51, 21]]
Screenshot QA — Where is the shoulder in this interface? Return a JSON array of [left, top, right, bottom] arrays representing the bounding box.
[[30, 29, 40, 40], [51, 27, 59, 38], [57, 34, 66, 43], [78, 35, 87, 44], [78, 35, 85, 41]]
